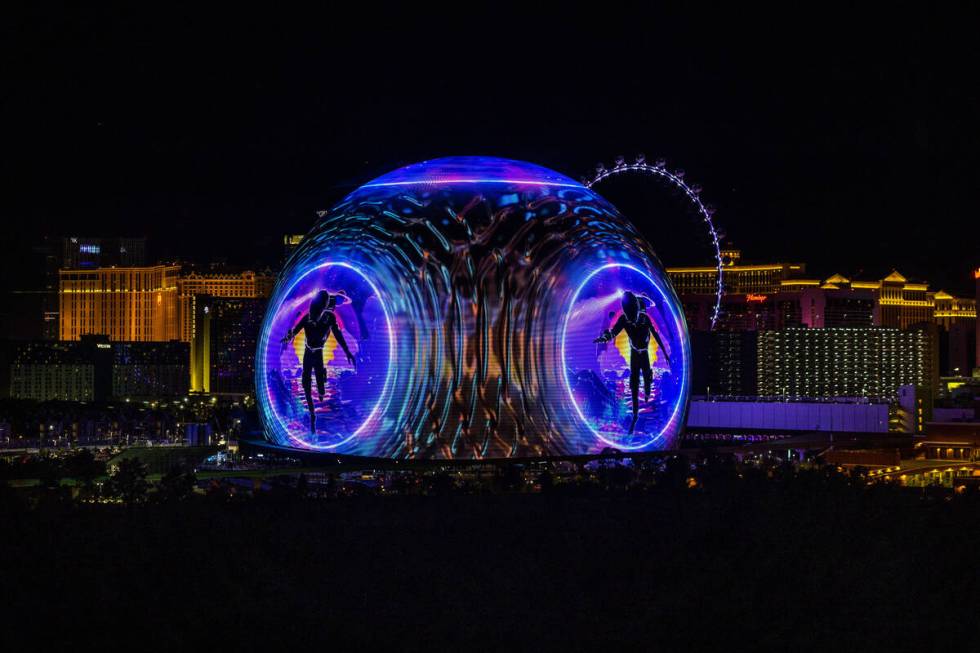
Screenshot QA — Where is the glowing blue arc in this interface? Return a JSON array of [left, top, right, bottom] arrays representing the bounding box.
[[361, 156, 584, 189], [260, 261, 395, 451], [560, 262, 689, 451], [363, 178, 582, 188]]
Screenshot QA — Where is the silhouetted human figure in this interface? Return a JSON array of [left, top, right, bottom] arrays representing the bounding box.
[[594, 291, 671, 434], [281, 291, 355, 433]]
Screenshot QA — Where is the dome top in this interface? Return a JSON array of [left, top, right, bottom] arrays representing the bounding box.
[[361, 156, 583, 189]]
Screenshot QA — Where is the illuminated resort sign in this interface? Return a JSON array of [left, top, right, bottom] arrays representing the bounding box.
[[255, 156, 691, 459]]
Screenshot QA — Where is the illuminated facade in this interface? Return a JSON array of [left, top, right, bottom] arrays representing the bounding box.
[[756, 326, 935, 405], [691, 331, 758, 396], [668, 250, 807, 331], [177, 270, 274, 299], [112, 340, 189, 398], [933, 290, 977, 329], [256, 157, 691, 458], [59, 265, 180, 342], [673, 257, 971, 338], [189, 296, 266, 394], [688, 397, 893, 433], [177, 270, 274, 342], [667, 252, 806, 296], [8, 335, 187, 401], [862, 271, 933, 329], [10, 337, 112, 401], [678, 285, 874, 333], [782, 270, 942, 330]]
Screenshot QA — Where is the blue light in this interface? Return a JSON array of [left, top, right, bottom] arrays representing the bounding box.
[[359, 156, 583, 189], [256, 157, 690, 459]]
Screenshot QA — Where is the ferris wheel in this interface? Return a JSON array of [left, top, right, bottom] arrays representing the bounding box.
[[583, 154, 724, 329]]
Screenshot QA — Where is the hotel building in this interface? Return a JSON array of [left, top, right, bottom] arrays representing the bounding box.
[[59, 265, 181, 342], [177, 270, 274, 342]]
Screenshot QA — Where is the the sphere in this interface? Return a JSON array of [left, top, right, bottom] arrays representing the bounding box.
[[255, 156, 690, 458]]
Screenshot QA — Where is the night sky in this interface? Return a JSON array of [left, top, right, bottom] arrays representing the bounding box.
[[4, 5, 977, 295]]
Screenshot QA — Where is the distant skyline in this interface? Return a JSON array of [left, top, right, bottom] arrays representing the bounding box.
[[4, 6, 977, 296]]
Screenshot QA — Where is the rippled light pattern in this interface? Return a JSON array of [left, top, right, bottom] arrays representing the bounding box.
[[255, 157, 691, 458]]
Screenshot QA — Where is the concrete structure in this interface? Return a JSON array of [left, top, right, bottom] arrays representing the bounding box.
[[687, 398, 892, 433]]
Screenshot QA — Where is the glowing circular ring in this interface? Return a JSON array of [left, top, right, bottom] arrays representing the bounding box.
[[585, 158, 724, 329], [560, 262, 690, 451], [262, 261, 396, 450]]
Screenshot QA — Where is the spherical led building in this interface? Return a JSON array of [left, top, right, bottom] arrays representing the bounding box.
[[255, 156, 690, 459]]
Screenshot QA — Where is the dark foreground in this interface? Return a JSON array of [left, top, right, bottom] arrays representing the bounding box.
[[1, 473, 978, 650]]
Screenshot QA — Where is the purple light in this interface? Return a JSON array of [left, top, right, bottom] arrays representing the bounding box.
[[561, 263, 690, 450], [257, 261, 395, 451], [360, 156, 584, 189], [364, 178, 582, 188]]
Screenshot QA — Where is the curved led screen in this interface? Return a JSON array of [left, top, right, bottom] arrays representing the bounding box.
[[255, 156, 690, 458]]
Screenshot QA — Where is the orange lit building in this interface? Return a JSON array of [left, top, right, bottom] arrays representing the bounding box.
[[59, 265, 180, 341]]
